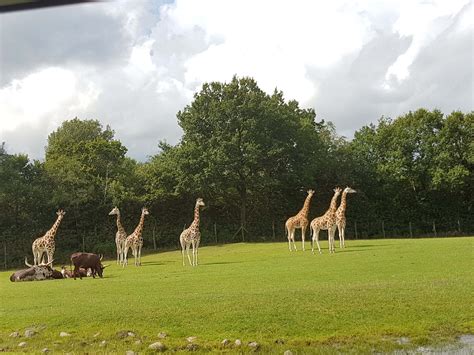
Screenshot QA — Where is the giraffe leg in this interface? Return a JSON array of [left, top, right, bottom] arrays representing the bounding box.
[[191, 241, 196, 267], [186, 244, 192, 266], [123, 245, 129, 267], [337, 224, 343, 248], [116, 243, 120, 264], [134, 247, 138, 266], [180, 240, 186, 266], [138, 244, 142, 266], [329, 226, 337, 253], [195, 240, 200, 266], [47, 250, 54, 268], [315, 229, 322, 254], [287, 226, 292, 252], [291, 230, 297, 251], [301, 226, 306, 251], [341, 226, 346, 248]]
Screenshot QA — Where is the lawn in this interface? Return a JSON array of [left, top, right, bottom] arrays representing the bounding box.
[[0, 237, 473, 353]]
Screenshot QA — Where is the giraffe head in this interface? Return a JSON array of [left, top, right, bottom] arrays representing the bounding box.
[[196, 198, 205, 207], [56, 209, 66, 218], [344, 187, 357, 194], [307, 189, 315, 196], [141, 207, 150, 215], [109, 207, 120, 216]]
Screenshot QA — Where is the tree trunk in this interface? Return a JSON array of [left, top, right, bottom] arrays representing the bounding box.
[[240, 188, 247, 242]]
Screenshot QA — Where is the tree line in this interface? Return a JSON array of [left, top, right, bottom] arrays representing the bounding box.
[[1, 76, 472, 267]]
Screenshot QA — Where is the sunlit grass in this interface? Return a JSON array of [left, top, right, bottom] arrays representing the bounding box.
[[1, 237, 473, 353]]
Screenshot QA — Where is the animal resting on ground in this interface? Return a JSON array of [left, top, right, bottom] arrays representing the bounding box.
[[10, 257, 62, 282], [61, 265, 92, 278], [70, 252, 108, 279]]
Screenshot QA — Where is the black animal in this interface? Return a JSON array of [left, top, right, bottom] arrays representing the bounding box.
[[70, 252, 108, 279]]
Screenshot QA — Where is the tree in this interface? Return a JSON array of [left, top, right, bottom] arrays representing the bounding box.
[[176, 76, 323, 240]]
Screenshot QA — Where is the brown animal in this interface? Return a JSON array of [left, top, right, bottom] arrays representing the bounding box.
[[61, 265, 91, 278], [70, 252, 108, 280], [10, 257, 55, 282]]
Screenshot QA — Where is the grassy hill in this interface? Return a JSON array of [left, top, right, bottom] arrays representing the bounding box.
[[1, 238, 473, 353]]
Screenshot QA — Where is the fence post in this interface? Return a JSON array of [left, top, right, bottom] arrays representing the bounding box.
[[354, 221, 358, 239], [214, 223, 217, 244], [432, 221, 437, 237], [382, 221, 386, 239], [457, 219, 461, 234], [152, 224, 157, 250], [409, 222, 413, 238]]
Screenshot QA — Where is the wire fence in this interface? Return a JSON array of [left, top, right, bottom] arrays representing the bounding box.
[[2, 218, 473, 270]]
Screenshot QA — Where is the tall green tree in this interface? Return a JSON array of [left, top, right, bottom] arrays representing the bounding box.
[[176, 76, 324, 240]]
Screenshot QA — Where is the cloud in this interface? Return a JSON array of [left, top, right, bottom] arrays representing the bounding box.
[[0, 0, 472, 161]]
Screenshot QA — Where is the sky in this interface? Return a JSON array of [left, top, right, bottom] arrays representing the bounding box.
[[0, 0, 473, 161]]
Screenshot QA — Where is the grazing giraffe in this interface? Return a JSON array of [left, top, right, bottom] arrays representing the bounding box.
[[109, 207, 128, 265], [32, 209, 66, 267], [310, 188, 342, 254], [336, 187, 357, 248], [123, 207, 149, 267], [180, 198, 205, 266], [285, 190, 315, 251]]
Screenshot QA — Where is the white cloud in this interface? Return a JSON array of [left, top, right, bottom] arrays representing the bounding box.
[[0, 67, 101, 156], [0, 0, 472, 160], [163, 0, 375, 104], [384, 0, 470, 84]]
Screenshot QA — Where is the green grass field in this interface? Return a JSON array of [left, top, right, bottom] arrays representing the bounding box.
[[1, 237, 473, 353]]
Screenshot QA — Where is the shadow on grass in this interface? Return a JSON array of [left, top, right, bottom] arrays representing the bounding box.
[[140, 261, 177, 266], [346, 244, 393, 248], [201, 261, 243, 266]]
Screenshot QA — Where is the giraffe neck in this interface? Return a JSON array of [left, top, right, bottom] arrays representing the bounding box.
[[133, 213, 146, 237], [298, 194, 313, 218], [116, 214, 126, 234], [338, 191, 348, 214], [328, 192, 340, 213], [46, 215, 63, 240], [192, 204, 201, 227]]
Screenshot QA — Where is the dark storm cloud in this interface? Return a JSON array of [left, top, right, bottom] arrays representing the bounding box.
[[0, 2, 130, 85]]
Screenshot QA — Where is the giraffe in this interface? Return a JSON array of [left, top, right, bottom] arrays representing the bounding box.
[[310, 188, 342, 254], [336, 187, 357, 248], [180, 198, 205, 266], [285, 189, 315, 251], [123, 207, 149, 267], [31, 209, 66, 267], [109, 207, 128, 265]]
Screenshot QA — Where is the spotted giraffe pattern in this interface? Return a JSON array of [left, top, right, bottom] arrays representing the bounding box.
[[335, 187, 357, 249], [123, 207, 149, 267], [285, 190, 315, 251], [180, 198, 205, 266], [109, 207, 128, 265], [32, 210, 66, 267], [310, 188, 342, 254]]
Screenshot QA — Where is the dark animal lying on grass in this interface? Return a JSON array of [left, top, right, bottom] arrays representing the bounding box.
[[70, 252, 109, 279], [10, 257, 59, 282], [61, 265, 92, 278]]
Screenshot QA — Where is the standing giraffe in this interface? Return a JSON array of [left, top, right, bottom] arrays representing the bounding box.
[[32, 209, 66, 267], [180, 198, 205, 266], [336, 187, 357, 248], [285, 190, 315, 251], [123, 207, 149, 267], [109, 207, 128, 265], [310, 188, 342, 254]]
